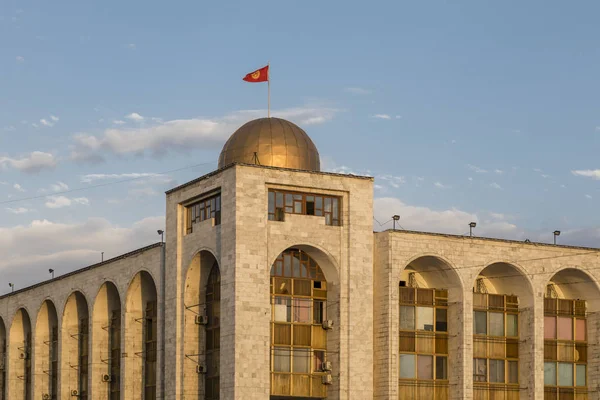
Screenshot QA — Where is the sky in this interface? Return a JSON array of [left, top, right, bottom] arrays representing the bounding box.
[[1, 0, 600, 293]]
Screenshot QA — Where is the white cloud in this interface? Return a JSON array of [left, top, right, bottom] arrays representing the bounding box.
[[31, 123, 39, 128], [13, 183, 25, 192], [127, 43, 136, 49], [490, 182, 503, 190], [434, 182, 449, 189], [126, 112, 144, 121], [572, 169, 600, 180], [372, 114, 391, 120], [373, 197, 521, 238], [533, 168, 543, 173], [468, 177, 473, 181], [45, 196, 89, 209], [80, 172, 163, 183], [494, 169, 503, 174], [4, 125, 15, 131], [6, 207, 33, 214], [468, 164, 488, 174], [50, 181, 69, 192], [72, 106, 339, 162], [50, 115, 59, 122], [16, 56, 24, 62], [0, 151, 57, 173], [112, 120, 126, 125], [377, 174, 405, 189], [0, 216, 164, 292], [344, 87, 371, 95], [585, 194, 592, 199], [40, 118, 54, 127], [395, 115, 402, 119]]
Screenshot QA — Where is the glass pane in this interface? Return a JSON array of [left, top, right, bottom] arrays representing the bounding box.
[[274, 348, 290, 372], [544, 316, 556, 339], [292, 256, 300, 277], [400, 306, 415, 330], [473, 358, 487, 382], [324, 198, 331, 212], [557, 317, 573, 340], [399, 354, 415, 379], [508, 361, 518, 384], [435, 357, 447, 380], [576, 364, 586, 386], [489, 359, 505, 383], [474, 311, 487, 335], [436, 308, 447, 332], [558, 362, 573, 386], [489, 312, 504, 336], [276, 192, 284, 208], [293, 349, 310, 373], [283, 255, 292, 277], [417, 355, 433, 379], [274, 297, 291, 322], [285, 194, 293, 206], [313, 300, 326, 324], [294, 202, 302, 214], [332, 198, 338, 218], [315, 196, 322, 210], [575, 319, 586, 341], [506, 314, 518, 337], [417, 307, 434, 331], [268, 192, 275, 213], [544, 362, 556, 385], [293, 299, 311, 323], [313, 350, 325, 373]]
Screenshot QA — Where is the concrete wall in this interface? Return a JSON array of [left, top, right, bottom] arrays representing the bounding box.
[[0, 243, 162, 400], [373, 230, 600, 400]]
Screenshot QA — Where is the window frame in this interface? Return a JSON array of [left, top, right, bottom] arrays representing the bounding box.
[[268, 189, 341, 226], [185, 192, 221, 234]]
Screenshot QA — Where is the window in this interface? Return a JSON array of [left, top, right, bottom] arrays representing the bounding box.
[[472, 292, 520, 394], [270, 249, 329, 398], [185, 193, 221, 233], [268, 189, 341, 226], [544, 297, 587, 396], [399, 286, 449, 397]]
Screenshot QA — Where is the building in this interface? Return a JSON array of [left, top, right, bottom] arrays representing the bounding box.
[[0, 117, 598, 400]]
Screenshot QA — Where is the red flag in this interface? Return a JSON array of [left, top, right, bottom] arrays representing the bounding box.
[[243, 65, 269, 82]]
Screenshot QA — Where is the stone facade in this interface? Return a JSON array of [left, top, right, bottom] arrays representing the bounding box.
[[0, 161, 599, 400]]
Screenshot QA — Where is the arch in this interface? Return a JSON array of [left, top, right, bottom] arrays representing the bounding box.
[[269, 246, 336, 399], [92, 281, 122, 399], [397, 255, 464, 400], [543, 267, 600, 396], [269, 242, 340, 285], [471, 261, 534, 400], [473, 261, 534, 306], [124, 270, 158, 400], [60, 291, 90, 400], [182, 250, 219, 399], [34, 299, 59, 399], [8, 308, 32, 400], [0, 317, 5, 400]]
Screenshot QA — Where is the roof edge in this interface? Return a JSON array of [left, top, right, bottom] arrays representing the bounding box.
[[377, 229, 600, 252], [166, 162, 373, 194], [0, 242, 164, 300]]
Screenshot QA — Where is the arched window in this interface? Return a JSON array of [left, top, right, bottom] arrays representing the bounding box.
[[205, 263, 221, 400], [270, 249, 328, 399]]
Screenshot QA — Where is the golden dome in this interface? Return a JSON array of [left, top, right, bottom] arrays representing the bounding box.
[[218, 117, 320, 171]]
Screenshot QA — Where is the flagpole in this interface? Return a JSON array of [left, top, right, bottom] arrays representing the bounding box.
[[268, 61, 271, 118]]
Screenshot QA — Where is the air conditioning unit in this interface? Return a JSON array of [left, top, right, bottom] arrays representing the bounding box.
[[322, 320, 334, 330], [19, 352, 28, 360], [321, 361, 332, 372], [196, 363, 207, 374], [321, 374, 333, 385], [42, 394, 50, 400], [70, 389, 79, 397], [102, 374, 112, 382]]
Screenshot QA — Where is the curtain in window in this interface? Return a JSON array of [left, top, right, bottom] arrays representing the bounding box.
[[544, 362, 556, 385], [558, 362, 573, 386], [474, 311, 487, 335], [489, 313, 504, 336], [544, 316, 556, 339], [274, 348, 291, 372], [506, 314, 518, 337], [416, 307, 434, 331], [417, 355, 433, 379], [400, 354, 416, 379], [557, 317, 573, 340], [400, 306, 415, 330], [489, 359, 505, 383]]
